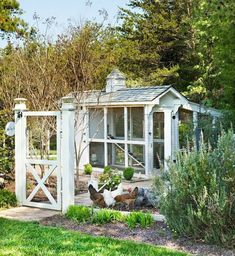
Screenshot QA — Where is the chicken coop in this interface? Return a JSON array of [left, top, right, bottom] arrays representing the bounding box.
[[74, 69, 220, 176], [13, 70, 221, 212]]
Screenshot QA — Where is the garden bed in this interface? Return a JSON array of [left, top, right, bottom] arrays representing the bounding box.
[[40, 214, 235, 256]]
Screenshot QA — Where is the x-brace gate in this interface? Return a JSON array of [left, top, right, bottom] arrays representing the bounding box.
[[22, 111, 62, 210], [14, 97, 75, 213]]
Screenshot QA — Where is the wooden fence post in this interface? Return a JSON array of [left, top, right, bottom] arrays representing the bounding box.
[[61, 96, 76, 213], [14, 98, 27, 205]]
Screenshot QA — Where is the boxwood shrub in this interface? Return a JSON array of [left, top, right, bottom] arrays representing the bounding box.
[[123, 167, 134, 181]]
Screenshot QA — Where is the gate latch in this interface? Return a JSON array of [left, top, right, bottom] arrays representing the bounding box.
[[17, 111, 23, 118]]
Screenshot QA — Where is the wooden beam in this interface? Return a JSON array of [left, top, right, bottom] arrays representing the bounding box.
[[124, 107, 128, 167], [104, 107, 108, 166], [164, 109, 172, 169]]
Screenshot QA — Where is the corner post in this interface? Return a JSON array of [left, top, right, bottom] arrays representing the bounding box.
[[14, 98, 27, 205], [124, 107, 128, 167], [172, 109, 180, 157], [193, 111, 198, 130], [104, 107, 108, 166], [144, 105, 153, 176], [164, 108, 173, 169], [60, 96, 76, 213]]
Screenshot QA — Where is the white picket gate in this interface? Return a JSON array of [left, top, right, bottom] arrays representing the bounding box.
[[14, 97, 76, 212]]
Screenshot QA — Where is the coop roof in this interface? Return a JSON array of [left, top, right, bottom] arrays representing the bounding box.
[[73, 85, 172, 105], [68, 84, 221, 117]]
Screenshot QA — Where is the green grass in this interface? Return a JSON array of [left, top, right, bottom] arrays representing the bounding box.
[[0, 218, 189, 256]]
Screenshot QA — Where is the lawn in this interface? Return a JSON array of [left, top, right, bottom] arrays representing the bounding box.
[[0, 218, 188, 256]]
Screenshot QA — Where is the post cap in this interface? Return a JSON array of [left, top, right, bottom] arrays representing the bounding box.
[[60, 96, 76, 110], [61, 96, 75, 104], [14, 98, 27, 104], [14, 98, 27, 111]]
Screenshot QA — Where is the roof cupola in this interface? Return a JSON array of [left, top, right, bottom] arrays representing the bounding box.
[[106, 69, 126, 92]]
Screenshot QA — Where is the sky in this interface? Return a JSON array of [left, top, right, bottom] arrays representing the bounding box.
[[18, 0, 129, 36], [0, 0, 129, 47]]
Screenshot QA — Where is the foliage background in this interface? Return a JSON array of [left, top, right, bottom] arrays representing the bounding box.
[[0, 0, 235, 111], [0, 110, 14, 175]]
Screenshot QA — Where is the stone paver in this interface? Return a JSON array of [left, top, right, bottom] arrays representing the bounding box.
[[122, 179, 152, 190], [0, 176, 153, 222], [75, 193, 92, 206], [0, 206, 58, 221]]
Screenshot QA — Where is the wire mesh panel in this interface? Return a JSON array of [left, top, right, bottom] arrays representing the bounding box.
[[23, 112, 61, 210]]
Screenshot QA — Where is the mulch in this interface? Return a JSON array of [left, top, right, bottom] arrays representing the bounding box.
[[40, 214, 235, 256]]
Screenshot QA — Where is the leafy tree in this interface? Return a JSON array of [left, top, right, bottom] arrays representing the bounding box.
[[56, 22, 119, 93], [0, 0, 27, 38], [117, 0, 196, 91], [0, 21, 119, 187], [117, 0, 235, 110], [0, 21, 119, 110], [181, 0, 235, 109]]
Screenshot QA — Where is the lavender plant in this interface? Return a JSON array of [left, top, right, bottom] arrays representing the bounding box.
[[153, 129, 235, 247]]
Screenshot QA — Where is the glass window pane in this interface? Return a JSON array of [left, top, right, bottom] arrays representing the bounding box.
[[179, 109, 193, 123], [89, 142, 104, 167], [128, 107, 144, 140], [89, 108, 104, 139], [108, 143, 125, 167], [153, 112, 164, 140], [153, 143, 164, 168], [107, 108, 124, 139], [128, 144, 145, 170], [179, 109, 193, 149]]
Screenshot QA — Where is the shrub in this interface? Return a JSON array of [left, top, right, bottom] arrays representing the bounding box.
[[92, 209, 124, 224], [103, 165, 112, 175], [99, 168, 121, 191], [123, 167, 134, 181], [84, 164, 92, 175], [0, 189, 17, 208], [0, 110, 14, 175], [125, 212, 154, 229], [154, 129, 235, 248], [66, 205, 92, 222]]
